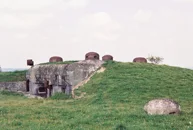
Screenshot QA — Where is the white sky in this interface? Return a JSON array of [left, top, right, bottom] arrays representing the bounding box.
[[0, 0, 193, 68]]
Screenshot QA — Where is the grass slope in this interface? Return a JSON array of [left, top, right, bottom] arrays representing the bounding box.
[[0, 62, 193, 130], [0, 70, 26, 82]]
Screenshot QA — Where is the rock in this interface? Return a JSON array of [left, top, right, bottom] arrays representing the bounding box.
[[24, 93, 44, 99], [144, 98, 181, 115]]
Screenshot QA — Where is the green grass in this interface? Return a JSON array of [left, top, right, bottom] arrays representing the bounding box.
[[0, 90, 24, 97], [50, 92, 72, 100], [39, 60, 78, 65], [0, 70, 26, 82], [0, 62, 193, 130]]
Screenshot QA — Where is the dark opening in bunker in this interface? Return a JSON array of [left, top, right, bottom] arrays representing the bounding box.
[[26, 80, 30, 92], [169, 112, 176, 114], [39, 87, 46, 92], [38, 86, 47, 97], [47, 85, 53, 97]]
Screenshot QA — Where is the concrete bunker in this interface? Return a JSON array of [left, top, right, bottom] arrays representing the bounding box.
[[26, 60, 104, 98], [85, 52, 100, 60], [133, 57, 147, 63], [102, 55, 113, 61]]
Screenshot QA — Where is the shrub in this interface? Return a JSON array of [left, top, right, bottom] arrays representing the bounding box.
[[147, 55, 164, 64]]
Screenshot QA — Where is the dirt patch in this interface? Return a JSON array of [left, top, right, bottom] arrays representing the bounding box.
[[97, 67, 106, 73]]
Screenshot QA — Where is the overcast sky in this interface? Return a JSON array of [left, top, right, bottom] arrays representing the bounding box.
[[0, 0, 193, 68]]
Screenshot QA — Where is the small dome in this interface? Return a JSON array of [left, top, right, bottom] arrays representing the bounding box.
[[133, 57, 147, 63], [49, 56, 63, 62], [85, 52, 100, 60], [102, 55, 113, 61]]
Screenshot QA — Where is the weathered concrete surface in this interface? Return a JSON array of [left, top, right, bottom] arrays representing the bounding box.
[[144, 98, 181, 115], [0, 81, 26, 92], [26, 60, 104, 97]]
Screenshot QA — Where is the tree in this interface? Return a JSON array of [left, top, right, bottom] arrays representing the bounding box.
[[147, 55, 164, 64]]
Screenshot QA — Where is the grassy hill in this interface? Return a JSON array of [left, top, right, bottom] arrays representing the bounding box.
[[0, 70, 26, 82], [0, 62, 193, 130]]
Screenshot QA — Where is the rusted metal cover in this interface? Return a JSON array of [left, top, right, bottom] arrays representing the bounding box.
[[49, 56, 63, 62], [85, 52, 100, 60], [133, 57, 147, 63], [27, 59, 34, 66], [102, 55, 113, 61]]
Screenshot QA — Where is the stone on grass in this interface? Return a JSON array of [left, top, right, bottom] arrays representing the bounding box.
[[144, 98, 181, 115]]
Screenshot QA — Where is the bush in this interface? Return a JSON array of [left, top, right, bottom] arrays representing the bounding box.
[[147, 55, 164, 64]]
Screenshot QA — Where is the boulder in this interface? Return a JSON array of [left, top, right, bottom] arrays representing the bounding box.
[[144, 98, 181, 115]]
